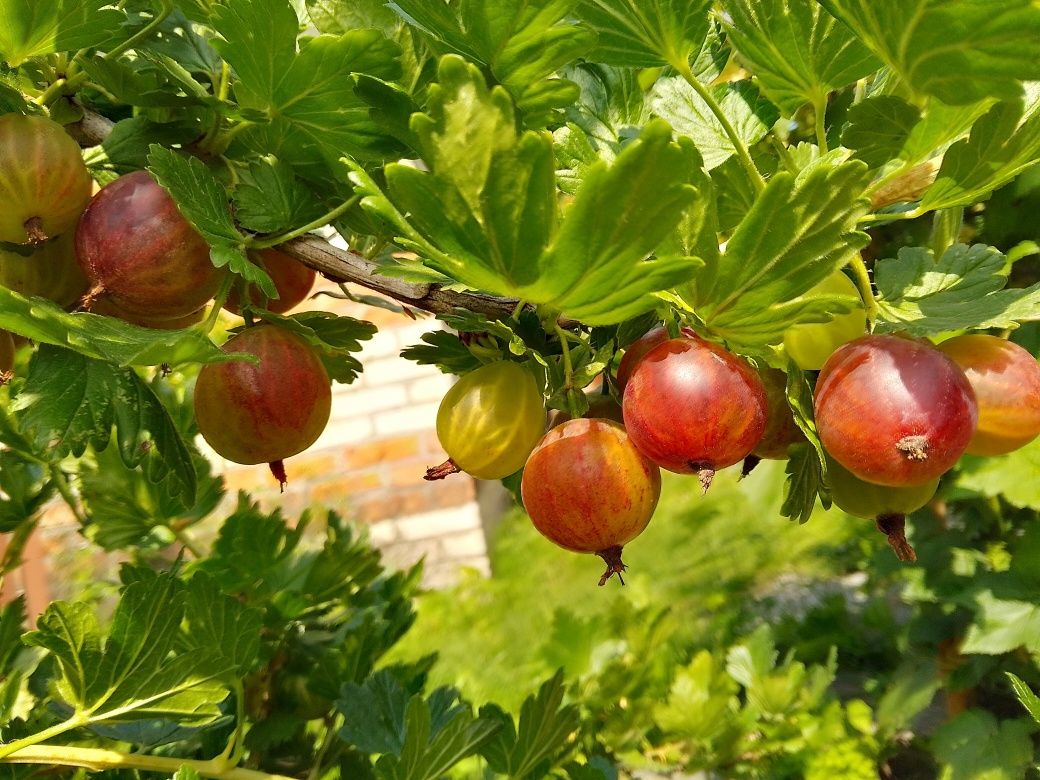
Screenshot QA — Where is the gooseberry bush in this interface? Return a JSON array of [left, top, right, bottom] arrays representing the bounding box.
[[0, 0, 1039, 776]]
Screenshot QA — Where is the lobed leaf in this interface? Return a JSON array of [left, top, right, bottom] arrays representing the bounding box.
[[390, 0, 595, 122], [921, 96, 1040, 211], [0, 0, 124, 66], [14, 347, 197, 502], [691, 156, 871, 349], [817, 0, 1040, 106], [651, 78, 778, 170], [874, 244, 1040, 336], [574, 0, 712, 68], [720, 0, 879, 115]]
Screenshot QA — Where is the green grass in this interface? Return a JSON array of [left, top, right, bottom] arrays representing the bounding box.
[[388, 460, 876, 710]]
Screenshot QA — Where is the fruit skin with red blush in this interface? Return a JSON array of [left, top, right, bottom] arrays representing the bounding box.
[[622, 336, 768, 489], [75, 170, 228, 320], [194, 325, 331, 466], [0, 229, 89, 307], [937, 334, 1040, 456], [615, 324, 694, 392], [753, 368, 805, 459], [814, 334, 977, 487], [0, 330, 15, 375], [547, 391, 624, 429], [225, 248, 316, 315], [90, 297, 206, 330], [0, 114, 92, 245], [521, 418, 661, 585]]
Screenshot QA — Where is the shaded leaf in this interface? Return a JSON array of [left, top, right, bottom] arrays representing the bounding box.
[[818, 0, 1040, 105], [875, 244, 1040, 336], [651, 78, 779, 170]]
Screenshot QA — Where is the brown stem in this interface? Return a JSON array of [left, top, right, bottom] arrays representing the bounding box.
[[268, 460, 287, 491], [875, 514, 917, 562], [597, 545, 627, 587], [423, 458, 461, 481]]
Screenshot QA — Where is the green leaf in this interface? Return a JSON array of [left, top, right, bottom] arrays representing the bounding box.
[[574, 0, 712, 68], [233, 157, 326, 234], [0, 451, 54, 533], [719, 0, 879, 115], [691, 156, 871, 348], [0, 288, 228, 368], [527, 122, 704, 324], [24, 569, 230, 724], [183, 572, 262, 678], [373, 692, 499, 780], [79, 444, 223, 551], [817, 0, 1040, 106], [478, 670, 579, 780], [841, 96, 922, 169], [955, 438, 1040, 510], [251, 310, 376, 384], [876, 657, 941, 736], [307, 0, 399, 34], [654, 651, 736, 739], [900, 99, 994, 166], [400, 331, 482, 375], [214, 0, 403, 164], [145, 146, 278, 298], [338, 669, 409, 754], [99, 118, 202, 172], [389, 0, 595, 121], [211, 0, 299, 106], [651, 78, 779, 170], [0, 0, 124, 66], [960, 590, 1040, 655], [14, 347, 197, 502], [780, 443, 824, 525], [920, 97, 1040, 210], [355, 58, 701, 325], [1005, 673, 1040, 726], [874, 244, 1040, 336], [932, 710, 1034, 780]]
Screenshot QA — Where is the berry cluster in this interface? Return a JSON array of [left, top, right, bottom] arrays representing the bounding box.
[[435, 275, 1040, 583], [0, 115, 328, 481]]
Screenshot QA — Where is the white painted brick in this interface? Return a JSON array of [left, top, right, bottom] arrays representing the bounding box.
[[407, 374, 452, 403], [367, 519, 399, 546], [373, 401, 441, 436], [363, 356, 435, 387], [330, 385, 409, 419], [394, 320, 443, 349], [381, 538, 442, 570], [312, 416, 374, 448], [360, 328, 400, 360], [395, 505, 482, 541], [441, 528, 488, 558]]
